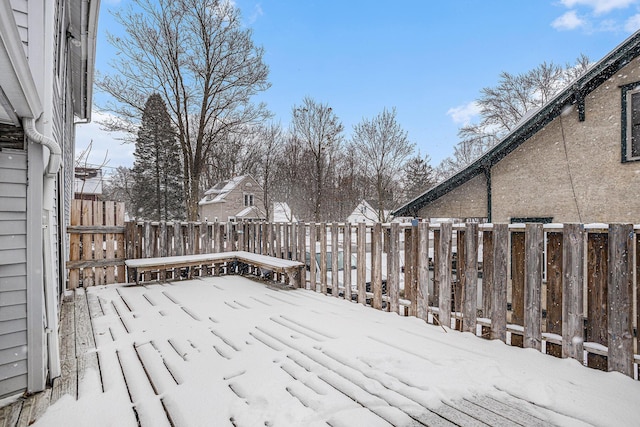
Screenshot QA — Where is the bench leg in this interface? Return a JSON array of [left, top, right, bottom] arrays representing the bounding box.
[[288, 266, 303, 289]]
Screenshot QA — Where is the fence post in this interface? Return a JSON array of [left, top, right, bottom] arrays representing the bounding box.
[[438, 222, 452, 328], [404, 227, 413, 315], [357, 222, 367, 305], [173, 221, 179, 256], [309, 222, 317, 292], [320, 223, 328, 294], [92, 202, 104, 286], [432, 227, 440, 306], [491, 223, 508, 342], [455, 227, 466, 329], [105, 201, 116, 284], [81, 201, 94, 286], [298, 222, 306, 279], [281, 223, 288, 258], [275, 223, 282, 258], [125, 221, 135, 283], [388, 223, 400, 314], [524, 223, 543, 351], [463, 222, 478, 334], [417, 222, 429, 321], [562, 223, 584, 361], [290, 222, 297, 260], [372, 223, 383, 309], [410, 222, 419, 316], [343, 223, 352, 301], [115, 203, 126, 283], [607, 223, 634, 377], [332, 222, 340, 297]]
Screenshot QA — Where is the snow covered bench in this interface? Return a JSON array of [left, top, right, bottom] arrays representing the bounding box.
[[125, 251, 304, 288]]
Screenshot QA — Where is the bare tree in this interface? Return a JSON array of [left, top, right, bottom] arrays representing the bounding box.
[[103, 166, 137, 217], [563, 53, 591, 84], [97, 0, 270, 220], [201, 126, 262, 191], [290, 97, 344, 222], [351, 108, 414, 222], [254, 122, 285, 221], [438, 55, 591, 181], [271, 134, 305, 218]]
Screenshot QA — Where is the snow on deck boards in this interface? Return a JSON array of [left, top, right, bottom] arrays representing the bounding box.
[[10, 277, 639, 426]]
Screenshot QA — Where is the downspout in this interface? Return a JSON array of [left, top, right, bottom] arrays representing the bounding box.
[[484, 165, 492, 223], [22, 117, 62, 380]]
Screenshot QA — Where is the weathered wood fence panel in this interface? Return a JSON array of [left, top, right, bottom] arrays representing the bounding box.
[[66, 200, 125, 288], [491, 224, 508, 342], [65, 217, 640, 379], [562, 224, 584, 361], [524, 223, 543, 351], [607, 224, 633, 376], [463, 223, 478, 334]]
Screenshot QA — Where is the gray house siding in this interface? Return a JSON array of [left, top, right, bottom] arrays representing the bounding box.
[[10, 0, 28, 56], [0, 149, 28, 397]]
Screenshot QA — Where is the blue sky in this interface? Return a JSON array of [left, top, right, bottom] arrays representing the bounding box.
[[78, 0, 640, 170]]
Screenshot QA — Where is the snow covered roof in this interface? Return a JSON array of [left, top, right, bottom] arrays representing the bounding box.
[[73, 167, 103, 196], [199, 175, 254, 206], [236, 205, 264, 219], [394, 29, 640, 217], [273, 202, 296, 222]]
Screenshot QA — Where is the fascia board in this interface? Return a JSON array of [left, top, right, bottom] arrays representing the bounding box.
[[0, 1, 43, 119]]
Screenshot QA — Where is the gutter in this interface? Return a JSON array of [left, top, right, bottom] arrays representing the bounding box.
[[22, 117, 62, 380]]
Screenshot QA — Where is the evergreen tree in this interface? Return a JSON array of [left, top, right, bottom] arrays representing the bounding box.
[[132, 94, 184, 220], [403, 153, 435, 202]]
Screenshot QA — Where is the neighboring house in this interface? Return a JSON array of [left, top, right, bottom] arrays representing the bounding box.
[[272, 202, 297, 223], [73, 166, 103, 201], [0, 0, 99, 398], [394, 30, 640, 224], [347, 200, 392, 223], [198, 175, 265, 222]]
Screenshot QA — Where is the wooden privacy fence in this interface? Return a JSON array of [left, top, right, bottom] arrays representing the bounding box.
[[66, 200, 126, 288], [66, 218, 640, 378]]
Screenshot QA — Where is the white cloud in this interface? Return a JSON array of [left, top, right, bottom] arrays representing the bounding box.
[[560, 0, 638, 15], [625, 14, 640, 32], [75, 111, 135, 170], [552, 10, 585, 30], [447, 102, 481, 125], [247, 3, 263, 25]]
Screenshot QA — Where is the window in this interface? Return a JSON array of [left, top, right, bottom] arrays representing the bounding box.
[[621, 83, 640, 162], [244, 193, 254, 207], [509, 217, 553, 224]]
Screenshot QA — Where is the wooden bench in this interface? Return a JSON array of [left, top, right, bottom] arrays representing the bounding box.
[[125, 251, 305, 287]]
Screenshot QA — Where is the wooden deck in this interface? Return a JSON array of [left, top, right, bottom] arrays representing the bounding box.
[[0, 277, 631, 426], [0, 290, 98, 427]]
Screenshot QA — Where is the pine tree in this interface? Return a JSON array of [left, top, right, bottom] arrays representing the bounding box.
[[132, 94, 184, 220], [403, 153, 435, 202]]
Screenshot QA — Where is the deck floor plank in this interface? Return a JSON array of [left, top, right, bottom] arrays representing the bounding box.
[[0, 401, 22, 427]]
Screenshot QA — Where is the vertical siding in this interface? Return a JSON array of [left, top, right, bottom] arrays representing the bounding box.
[[0, 149, 28, 398], [10, 0, 29, 57]]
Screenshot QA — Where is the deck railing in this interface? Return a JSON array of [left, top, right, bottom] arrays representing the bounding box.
[[66, 213, 640, 378]]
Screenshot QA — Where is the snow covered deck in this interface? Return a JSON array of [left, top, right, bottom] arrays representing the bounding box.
[[3, 276, 639, 426]]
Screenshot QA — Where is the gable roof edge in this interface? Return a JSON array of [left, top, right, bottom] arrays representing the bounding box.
[[393, 29, 640, 217]]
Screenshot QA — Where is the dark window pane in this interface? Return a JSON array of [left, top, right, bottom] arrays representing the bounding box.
[[632, 93, 640, 158]]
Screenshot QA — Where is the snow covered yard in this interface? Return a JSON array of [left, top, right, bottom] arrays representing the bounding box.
[[26, 276, 640, 426]]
